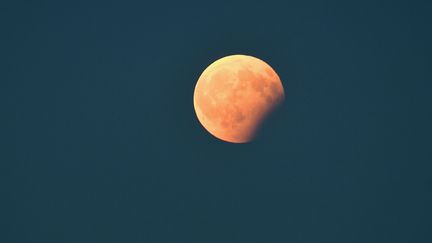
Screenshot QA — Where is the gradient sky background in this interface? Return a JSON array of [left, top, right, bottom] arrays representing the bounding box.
[[4, 1, 432, 242]]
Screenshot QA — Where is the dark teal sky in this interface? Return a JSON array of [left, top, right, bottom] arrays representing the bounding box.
[[4, 1, 432, 242]]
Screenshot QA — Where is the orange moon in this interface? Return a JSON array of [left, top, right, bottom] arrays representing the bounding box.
[[193, 54, 285, 143]]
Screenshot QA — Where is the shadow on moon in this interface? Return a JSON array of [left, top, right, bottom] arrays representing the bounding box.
[[254, 101, 287, 143]]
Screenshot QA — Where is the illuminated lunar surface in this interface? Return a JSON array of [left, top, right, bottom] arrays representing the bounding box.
[[193, 55, 285, 143]]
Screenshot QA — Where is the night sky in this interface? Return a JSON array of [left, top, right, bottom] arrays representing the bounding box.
[[4, 1, 432, 242]]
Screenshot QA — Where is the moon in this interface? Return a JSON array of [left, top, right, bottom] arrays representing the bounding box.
[[193, 54, 285, 143]]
